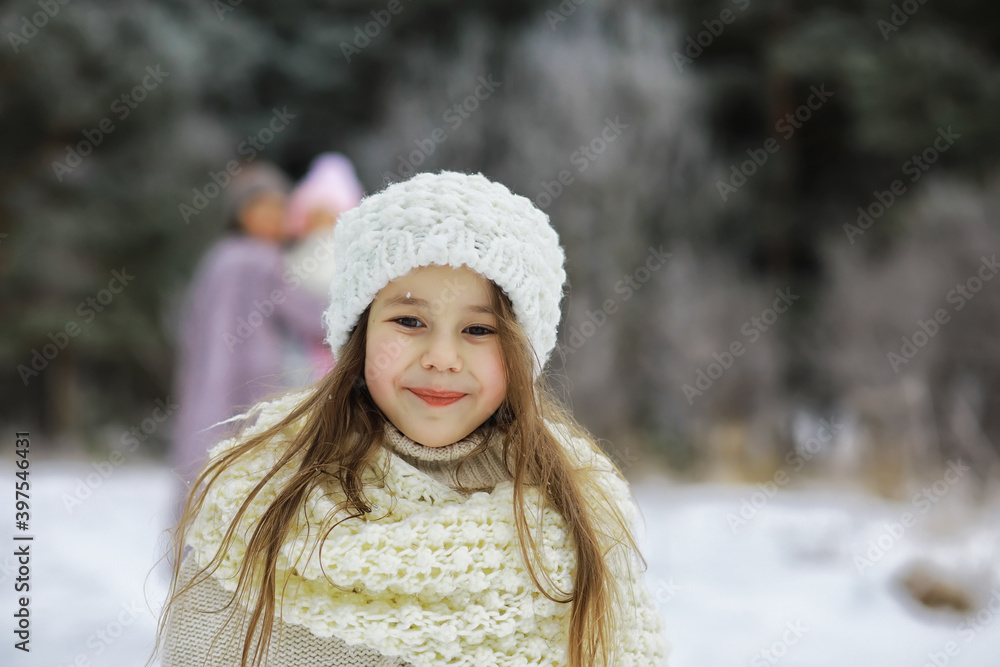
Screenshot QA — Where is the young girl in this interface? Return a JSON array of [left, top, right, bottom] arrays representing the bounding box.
[[153, 171, 670, 667]]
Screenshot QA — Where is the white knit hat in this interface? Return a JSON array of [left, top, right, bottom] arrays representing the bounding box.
[[322, 170, 567, 379]]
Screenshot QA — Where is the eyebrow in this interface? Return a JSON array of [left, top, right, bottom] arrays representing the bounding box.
[[381, 294, 494, 315]]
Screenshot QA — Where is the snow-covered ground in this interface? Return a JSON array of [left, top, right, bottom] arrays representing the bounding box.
[[3, 463, 999, 667], [633, 481, 1000, 667]]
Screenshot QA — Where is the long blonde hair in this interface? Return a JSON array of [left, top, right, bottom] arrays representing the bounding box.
[[151, 280, 644, 667]]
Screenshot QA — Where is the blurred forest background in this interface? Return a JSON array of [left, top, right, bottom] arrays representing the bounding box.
[[2, 0, 999, 497]]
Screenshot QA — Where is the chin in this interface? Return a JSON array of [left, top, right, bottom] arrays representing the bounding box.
[[407, 426, 466, 448], [413, 432, 457, 448]]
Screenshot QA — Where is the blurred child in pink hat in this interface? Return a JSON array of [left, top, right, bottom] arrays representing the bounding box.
[[283, 153, 365, 383]]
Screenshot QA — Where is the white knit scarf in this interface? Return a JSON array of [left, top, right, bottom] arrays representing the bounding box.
[[186, 394, 670, 666]]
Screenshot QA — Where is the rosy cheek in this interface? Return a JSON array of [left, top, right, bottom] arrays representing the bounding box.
[[366, 327, 409, 387], [484, 350, 506, 400]]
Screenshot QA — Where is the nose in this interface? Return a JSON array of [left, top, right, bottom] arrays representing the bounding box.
[[420, 330, 462, 372]]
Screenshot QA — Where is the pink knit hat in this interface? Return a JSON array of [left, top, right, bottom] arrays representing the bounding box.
[[286, 153, 364, 238]]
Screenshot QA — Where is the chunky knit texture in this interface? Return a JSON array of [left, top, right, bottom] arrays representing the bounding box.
[[382, 421, 513, 493], [161, 412, 511, 667], [321, 171, 567, 379], [167, 393, 670, 666]]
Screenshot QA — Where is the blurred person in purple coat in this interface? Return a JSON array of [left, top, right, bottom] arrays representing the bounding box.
[[170, 162, 329, 497]]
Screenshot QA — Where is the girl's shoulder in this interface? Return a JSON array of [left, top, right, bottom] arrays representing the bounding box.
[[205, 389, 313, 461], [185, 391, 326, 572], [544, 418, 641, 524], [543, 418, 615, 472], [193, 390, 316, 523]]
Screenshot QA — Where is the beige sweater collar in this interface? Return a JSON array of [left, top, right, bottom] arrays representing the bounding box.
[[381, 421, 512, 493]]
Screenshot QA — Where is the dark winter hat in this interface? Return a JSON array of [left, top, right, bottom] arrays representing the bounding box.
[[223, 161, 292, 230]]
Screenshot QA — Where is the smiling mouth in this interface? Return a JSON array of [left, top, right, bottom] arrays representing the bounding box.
[[408, 389, 467, 407]]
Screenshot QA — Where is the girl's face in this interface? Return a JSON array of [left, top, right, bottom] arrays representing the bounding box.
[[365, 264, 506, 447]]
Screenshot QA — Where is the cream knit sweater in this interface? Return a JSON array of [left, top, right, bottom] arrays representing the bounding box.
[[160, 399, 670, 667]]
